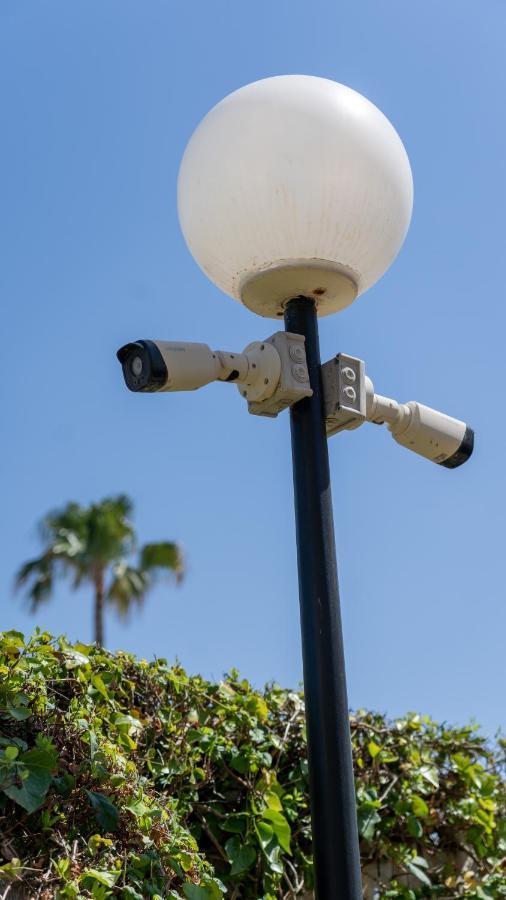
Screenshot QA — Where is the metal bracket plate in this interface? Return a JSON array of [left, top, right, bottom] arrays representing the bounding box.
[[322, 353, 366, 435]]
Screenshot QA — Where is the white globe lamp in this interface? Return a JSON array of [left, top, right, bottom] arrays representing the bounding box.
[[178, 75, 413, 318]]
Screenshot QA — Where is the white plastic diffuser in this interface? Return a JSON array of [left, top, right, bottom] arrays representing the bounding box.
[[178, 75, 413, 318]]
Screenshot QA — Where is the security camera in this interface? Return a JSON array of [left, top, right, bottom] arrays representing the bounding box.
[[117, 333, 312, 414], [322, 354, 474, 468], [117, 340, 474, 468], [117, 340, 232, 393]]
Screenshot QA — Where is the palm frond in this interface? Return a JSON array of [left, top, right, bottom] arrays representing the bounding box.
[[107, 562, 149, 620], [15, 555, 55, 611], [140, 541, 185, 584]]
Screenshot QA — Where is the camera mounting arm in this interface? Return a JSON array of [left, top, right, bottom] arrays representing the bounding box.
[[322, 354, 474, 468], [117, 332, 313, 414]]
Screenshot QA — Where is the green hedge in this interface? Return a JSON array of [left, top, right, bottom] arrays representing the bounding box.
[[0, 631, 504, 899]]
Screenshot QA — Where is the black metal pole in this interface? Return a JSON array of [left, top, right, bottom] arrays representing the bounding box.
[[284, 296, 362, 900]]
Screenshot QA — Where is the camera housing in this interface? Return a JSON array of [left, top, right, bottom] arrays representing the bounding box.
[[322, 354, 474, 468], [117, 334, 312, 411]]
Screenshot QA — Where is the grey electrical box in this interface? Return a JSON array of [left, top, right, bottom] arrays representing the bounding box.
[[322, 353, 366, 435], [247, 332, 313, 417]]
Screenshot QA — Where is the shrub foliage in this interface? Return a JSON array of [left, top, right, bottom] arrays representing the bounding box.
[[0, 631, 504, 899]]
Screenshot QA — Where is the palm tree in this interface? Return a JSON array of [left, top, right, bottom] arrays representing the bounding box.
[[15, 495, 184, 647]]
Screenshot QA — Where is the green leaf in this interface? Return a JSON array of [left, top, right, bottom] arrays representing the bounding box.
[[183, 883, 222, 900], [2, 630, 25, 647], [6, 696, 32, 721], [81, 868, 119, 888], [419, 765, 439, 789], [411, 794, 429, 818], [265, 843, 283, 874], [229, 753, 248, 774], [86, 791, 119, 831], [4, 746, 18, 761], [63, 647, 90, 668], [225, 836, 256, 875], [91, 675, 109, 700], [125, 797, 158, 818], [0, 858, 23, 881], [3, 744, 58, 813], [53, 773, 76, 797], [367, 741, 381, 758], [121, 888, 144, 900], [407, 815, 423, 838], [222, 813, 248, 834], [406, 856, 431, 887], [357, 804, 381, 841], [264, 790, 282, 811], [261, 809, 291, 853], [246, 695, 269, 722], [256, 820, 273, 849]]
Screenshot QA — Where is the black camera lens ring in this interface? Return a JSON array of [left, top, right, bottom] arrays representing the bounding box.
[[116, 340, 168, 392]]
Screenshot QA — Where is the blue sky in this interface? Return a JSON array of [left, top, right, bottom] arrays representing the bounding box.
[[1, 0, 504, 737]]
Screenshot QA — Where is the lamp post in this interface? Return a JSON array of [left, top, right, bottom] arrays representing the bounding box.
[[118, 75, 473, 899], [176, 76, 413, 900]]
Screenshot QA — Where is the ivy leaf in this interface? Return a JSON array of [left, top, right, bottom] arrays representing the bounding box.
[[411, 794, 429, 818], [407, 815, 423, 838], [85, 791, 119, 831], [91, 675, 109, 700], [63, 647, 90, 668], [246, 696, 269, 722], [81, 868, 119, 888], [406, 856, 431, 887], [0, 858, 23, 881], [122, 888, 144, 900], [6, 694, 32, 721], [357, 802, 381, 841], [368, 741, 381, 759], [222, 813, 248, 834], [225, 836, 256, 875], [419, 765, 439, 789], [4, 746, 19, 761], [53, 773, 76, 797], [229, 752, 248, 774], [264, 790, 282, 811], [261, 809, 291, 853], [3, 743, 58, 813], [125, 798, 152, 818], [265, 843, 283, 874], [183, 883, 222, 900], [255, 820, 273, 849]]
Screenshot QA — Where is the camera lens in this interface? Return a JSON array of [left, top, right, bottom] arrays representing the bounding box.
[[131, 356, 143, 377], [117, 340, 168, 392]]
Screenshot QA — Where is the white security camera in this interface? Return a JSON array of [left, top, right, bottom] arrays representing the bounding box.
[[117, 339, 254, 393], [323, 354, 474, 468], [117, 334, 312, 413]]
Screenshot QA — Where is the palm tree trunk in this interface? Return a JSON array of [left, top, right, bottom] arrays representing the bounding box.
[[93, 566, 105, 647]]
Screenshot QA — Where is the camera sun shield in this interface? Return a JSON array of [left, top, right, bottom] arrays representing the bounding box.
[[116, 340, 168, 392]]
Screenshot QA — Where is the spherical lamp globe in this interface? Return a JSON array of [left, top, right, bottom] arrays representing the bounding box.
[[178, 75, 413, 318]]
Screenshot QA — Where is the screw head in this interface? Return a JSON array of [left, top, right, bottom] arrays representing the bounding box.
[[289, 343, 305, 363], [292, 364, 309, 383]]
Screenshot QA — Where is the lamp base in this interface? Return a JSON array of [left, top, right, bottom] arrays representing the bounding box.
[[240, 260, 358, 318]]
